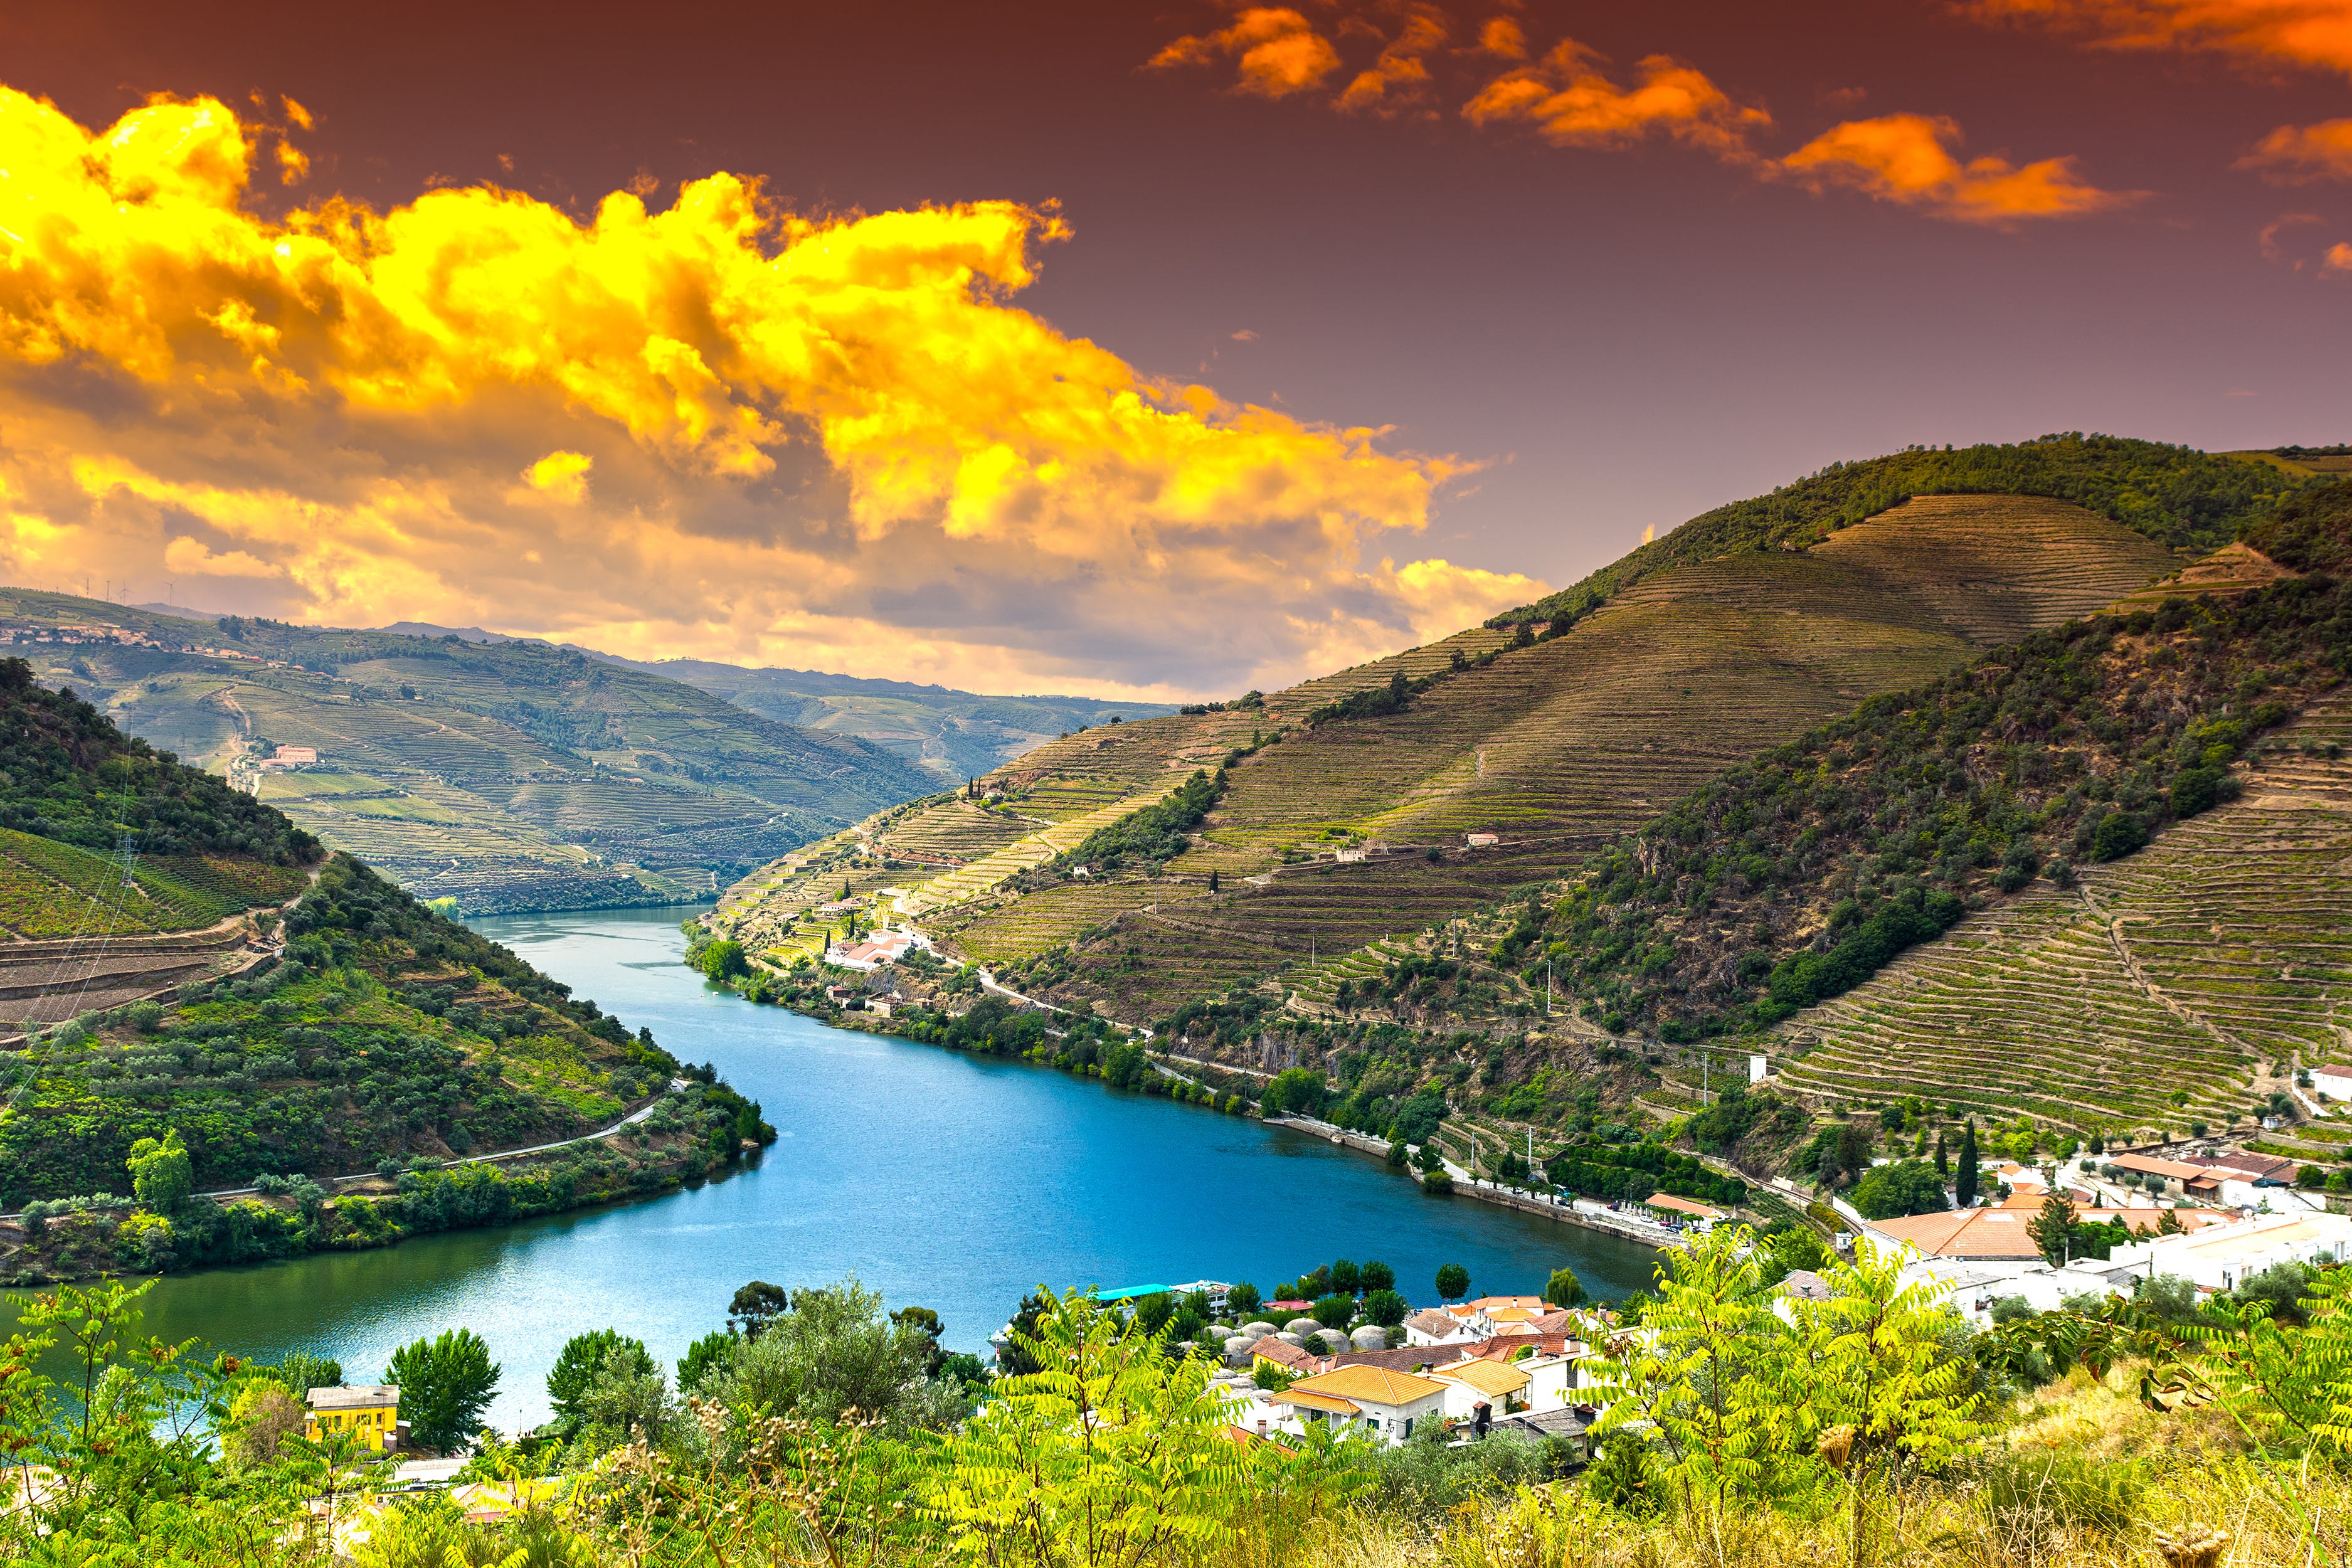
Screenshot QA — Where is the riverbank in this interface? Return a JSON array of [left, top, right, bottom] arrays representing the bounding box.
[[0, 1077, 766, 1286], [80, 906, 1664, 1433]]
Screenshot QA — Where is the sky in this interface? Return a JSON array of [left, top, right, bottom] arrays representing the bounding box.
[[0, 1, 2346, 700]]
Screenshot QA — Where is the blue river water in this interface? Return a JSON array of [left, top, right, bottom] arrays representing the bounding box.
[[118, 905, 1660, 1432]]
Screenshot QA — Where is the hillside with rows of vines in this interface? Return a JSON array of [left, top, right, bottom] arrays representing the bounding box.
[[1283, 483, 2352, 1140], [857, 438, 2308, 1024]]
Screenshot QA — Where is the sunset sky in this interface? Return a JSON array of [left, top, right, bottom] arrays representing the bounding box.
[[0, 1, 2346, 698]]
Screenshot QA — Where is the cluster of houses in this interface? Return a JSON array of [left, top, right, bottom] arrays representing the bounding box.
[[1212, 1295, 1598, 1450], [1855, 1153, 2352, 1322]]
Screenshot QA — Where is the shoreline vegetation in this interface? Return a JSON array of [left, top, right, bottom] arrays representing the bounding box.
[[675, 933, 1724, 1255], [9, 1225, 2352, 1565]]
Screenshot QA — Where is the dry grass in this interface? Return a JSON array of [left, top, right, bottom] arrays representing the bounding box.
[[1241, 1373, 2348, 1568]]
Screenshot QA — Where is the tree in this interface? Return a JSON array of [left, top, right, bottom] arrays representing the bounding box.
[[1360, 1259, 1396, 1293], [1224, 1281, 1261, 1318], [1360, 1289, 1409, 1327], [1328, 1259, 1361, 1295], [385, 1328, 501, 1454], [704, 1278, 946, 1429], [916, 1290, 1256, 1565], [546, 1329, 655, 1436], [1436, 1263, 1470, 1302], [1385, 1139, 1407, 1170], [1932, 1131, 1948, 1177], [2028, 1190, 2077, 1266], [220, 1382, 305, 1471], [1208, 870, 1219, 893], [1309, 1294, 1354, 1330], [728, 1280, 792, 1340], [1758, 1225, 1833, 1286], [127, 1130, 193, 1213], [1850, 1160, 1951, 1221], [1788, 1239, 1986, 1558], [1544, 1267, 1587, 1309], [677, 1329, 736, 1396], [1956, 1121, 1979, 1208], [694, 940, 750, 982]]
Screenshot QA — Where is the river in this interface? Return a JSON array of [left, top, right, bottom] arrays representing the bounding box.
[[109, 906, 1661, 1433]]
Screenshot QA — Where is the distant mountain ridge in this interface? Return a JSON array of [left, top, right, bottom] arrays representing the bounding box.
[[585, 655, 1177, 781], [0, 592, 936, 913]]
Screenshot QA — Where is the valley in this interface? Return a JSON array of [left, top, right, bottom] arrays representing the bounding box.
[[0, 593, 940, 913]]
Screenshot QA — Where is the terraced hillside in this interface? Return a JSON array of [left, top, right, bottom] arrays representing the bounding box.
[[1774, 697, 2352, 1135], [993, 494, 2185, 1016], [0, 660, 320, 1030], [0, 592, 935, 913]]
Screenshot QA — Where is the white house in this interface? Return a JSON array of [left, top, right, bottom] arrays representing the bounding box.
[[1402, 1308, 1479, 1347], [2312, 1062, 2352, 1104], [2105, 1211, 2352, 1293], [1431, 1357, 1531, 1421], [1269, 1366, 1448, 1445]]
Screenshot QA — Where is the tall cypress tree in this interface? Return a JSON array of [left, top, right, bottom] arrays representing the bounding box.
[[1934, 1130, 1949, 1176], [1956, 1121, 1979, 1208]]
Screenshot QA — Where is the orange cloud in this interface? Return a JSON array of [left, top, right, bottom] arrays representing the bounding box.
[[2327, 240, 2352, 270], [1478, 16, 1528, 58], [2240, 117, 2352, 181], [1463, 40, 1771, 160], [1150, 8, 1343, 99], [1967, 0, 2352, 77], [1779, 113, 2136, 223], [0, 86, 1507, 696], [1335, 5, 1449, 115]]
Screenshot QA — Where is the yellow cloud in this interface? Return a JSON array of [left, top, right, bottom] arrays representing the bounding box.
[[1463, 40, 1771, 161], [0, 84, 1471, 696], [524, 450, 595, 503], [1779, 113, 2136, 224], [162, 536, 283, 580], [1150, 8, 1343, 98], [1389, 557, 1548, 640], [2240, 118, 2352, 182], [1968, 0, 2352, 77]]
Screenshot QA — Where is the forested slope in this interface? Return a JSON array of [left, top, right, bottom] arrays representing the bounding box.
[[0, 669, 776, 1278]]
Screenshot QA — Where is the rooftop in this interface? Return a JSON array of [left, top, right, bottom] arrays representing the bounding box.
[[1271, 1388, 1361, 1416], [1871, 1205, 2221, 1259], [1647, 1194, 1725, 1220], [306, 1385, 398, 1410], [1286, 1365, 1450, 1406], [2113, 1153, 2206, 1181], [1435, 1358, 1532, 1396]]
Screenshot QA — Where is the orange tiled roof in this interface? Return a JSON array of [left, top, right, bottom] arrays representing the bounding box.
[[1271, 1388, 1361, 1416], [1435, 1358, 1531, 1396], [1287, 1365, 1450, 1406]]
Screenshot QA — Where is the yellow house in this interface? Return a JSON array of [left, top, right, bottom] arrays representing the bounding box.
[[304, 1384, 401, 1451]]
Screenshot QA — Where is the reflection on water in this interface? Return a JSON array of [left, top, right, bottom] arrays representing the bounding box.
[[94, 906, 1658, 1431]]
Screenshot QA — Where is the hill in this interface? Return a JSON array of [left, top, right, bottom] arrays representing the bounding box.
[[0, 666, 775, 1279], [588, 655, 1176, 781], [0, 592, 936, 913], [1216, 490, 2352, 1150], [748, 438, 2301, 1024]]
